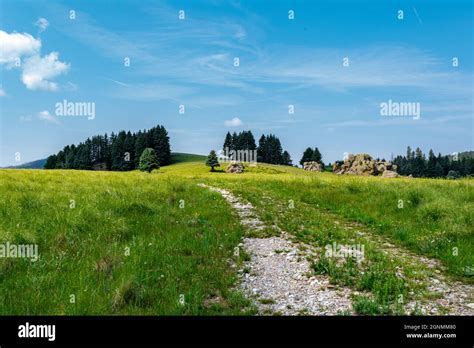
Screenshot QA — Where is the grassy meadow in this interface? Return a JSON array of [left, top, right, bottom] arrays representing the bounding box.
[[0, 166, 253, 315], [0, 156, 472, 315]]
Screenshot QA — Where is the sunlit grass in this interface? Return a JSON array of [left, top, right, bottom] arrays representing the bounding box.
[[0, 159, 472, 315], [0, 169, 254, 315]]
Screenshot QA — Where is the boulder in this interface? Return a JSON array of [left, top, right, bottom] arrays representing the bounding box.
[[303, 161, 323, 172], [226, 161, 244, 174], [382, 170, 399, 178], [333, 153, 398, 177]]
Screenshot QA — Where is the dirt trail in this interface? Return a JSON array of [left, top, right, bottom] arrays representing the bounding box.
[[198, 183, 474, 315], [198, 183, 353, 315]]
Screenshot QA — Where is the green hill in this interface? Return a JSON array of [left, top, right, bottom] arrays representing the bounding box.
[[170, 152, 206, 164], [4, 158, 47, 169]]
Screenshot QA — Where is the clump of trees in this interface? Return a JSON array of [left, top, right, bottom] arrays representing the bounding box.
[[222, 131, 292, 165], [257, 134, 292, 165], [299, 147, 323, 167], [393, 146, 474, 178], [223, 131, 257, 152], [44, 125, 171, 171]]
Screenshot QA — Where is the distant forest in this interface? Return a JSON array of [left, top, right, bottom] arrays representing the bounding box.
[[44, 125, 171, 170], [393, 147, 474, 178]]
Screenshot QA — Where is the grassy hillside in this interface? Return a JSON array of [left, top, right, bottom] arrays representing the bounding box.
[[169, 152, 206, 164], [0, 160, 472, 314]]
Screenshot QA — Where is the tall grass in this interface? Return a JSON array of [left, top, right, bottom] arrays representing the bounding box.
[[0, 169, 253, 315]]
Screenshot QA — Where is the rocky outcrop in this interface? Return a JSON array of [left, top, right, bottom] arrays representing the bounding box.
[[382, 170, 399, 178], [333, 153, 397, 177], [303, 161, 323, 172], [226, 161, 244, 174]]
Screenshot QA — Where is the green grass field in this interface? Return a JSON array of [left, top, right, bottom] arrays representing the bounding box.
[[0, 156, 472, 315]]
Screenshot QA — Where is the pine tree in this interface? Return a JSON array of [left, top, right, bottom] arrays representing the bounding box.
[[103, 133, 111, 170], [231, 132, 238, 151], [413, 147, 425, 177], [134, 131, 148, 168], [223, 132, 232, 152], [282, 151, 292, 166], [44, 155, 57, 169], [112, 131, 127, 171], [75, 141, 92, 169], [300, 147, 314, 166], [151, 126, 171, 166], [257, 135, 267, 163], [65, 145, 77, 169], [206, 150, 220, 172], [406, 146, 413, 160], [247, 131, 257, 150], [426, 149, 437, 177], [122, 131, 135, 170], [270, 135, 283, 164], [55, 150, 65, 168], [312, 147, 322, 163], [434, 162, 444, 177]]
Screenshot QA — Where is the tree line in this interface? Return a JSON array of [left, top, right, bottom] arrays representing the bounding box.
[[44, 125, 171, 170], [393, 146, 474, 178], [222, 131, 292, 165]]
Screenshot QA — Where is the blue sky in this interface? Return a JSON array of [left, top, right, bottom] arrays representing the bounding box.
[[0, 0, 472, 167]]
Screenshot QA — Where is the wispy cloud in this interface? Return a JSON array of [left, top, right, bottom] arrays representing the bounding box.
[[325, 114, 471, 129], [107, 80, 193, 103], [48, 2, 471, 105]]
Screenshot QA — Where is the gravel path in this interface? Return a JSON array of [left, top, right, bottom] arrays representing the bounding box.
[[198, 183, 353, 315], [198, 183, 473, 316]]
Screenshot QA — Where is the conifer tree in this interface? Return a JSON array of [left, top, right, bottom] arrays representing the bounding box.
[[206, 150, 220, 172], [139, 148, 159, 173]]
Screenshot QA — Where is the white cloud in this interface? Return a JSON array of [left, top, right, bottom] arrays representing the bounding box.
[[38, 110, 60, 124], [0, 87, 6, 97], [35, 18, 50, 33], [21, 52, 70, 91], [224, 117, 243, 127], [0, 30, 41, 66], [0, 30, 69, 91]]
